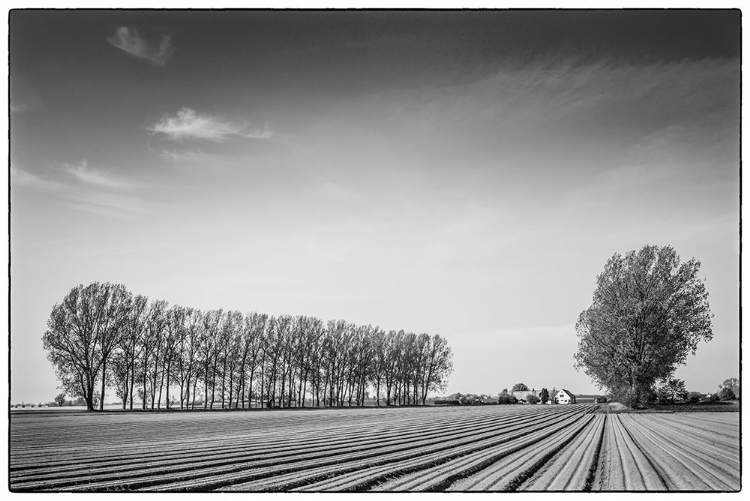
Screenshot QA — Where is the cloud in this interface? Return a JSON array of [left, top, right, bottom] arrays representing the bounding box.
[[360, 56, 738, 148], [154, 148, 205, 162], [10, 166, 61, 190], [108, 26, 174, 66], [13, 163, 149, 218], [148, 107, 273, 142], [61, 160, 129, 188], [67, 193, 150, 218]]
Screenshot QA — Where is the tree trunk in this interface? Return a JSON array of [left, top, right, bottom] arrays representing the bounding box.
[[210, 376, 216, 409], [129, 361, 136, 410], [298, 370, 305, 408], [143, 361, 148, 410], [204, 370, 209, 410], [247, 371, 255, 409], [239, 364, 246, 410], [85, 383, 95, 412], [221, 358, 227, 409], [182, 376, 188, 410], [192, 376, 198, 410], [227, 369, 233, 409], [100, 359, 107, 411], [122, 370, 129, 410], [157, 365, 165, 410], [260, 362, 265, 410], [165, 362, 171, 410], [210, 358, 218, 409]]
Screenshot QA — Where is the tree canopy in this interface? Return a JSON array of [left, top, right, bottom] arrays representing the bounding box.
[[54, 392, 66, 407], [720, 377, 739, 399], [657, 378, 688, 404], [539, 388, 549, 404], [719, 387, 736, 401], [512, 383, 529, 392], [574, 245, 713, 407]]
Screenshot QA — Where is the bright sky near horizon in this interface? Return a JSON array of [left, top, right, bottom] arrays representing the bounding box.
[[9, 10, 740, 404]]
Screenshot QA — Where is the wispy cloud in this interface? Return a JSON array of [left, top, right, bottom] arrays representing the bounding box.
[[108, 26, 174, 66], [67, 193, 150, 218], [362, 56, 738, 145], [148, 107, 273, 142], [13, 163, 150, 218], [10, 166, 62, 190], [61, 160, 130, 188], [151, 146, 205, 163]]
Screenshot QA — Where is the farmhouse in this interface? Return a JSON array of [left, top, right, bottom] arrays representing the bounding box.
[[555, 389, 576, 404]]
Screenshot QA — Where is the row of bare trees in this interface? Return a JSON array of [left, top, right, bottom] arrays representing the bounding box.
[[43, 282, 454, 412]]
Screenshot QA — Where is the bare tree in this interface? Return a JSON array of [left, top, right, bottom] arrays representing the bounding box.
[[419, 334, 453, 404], [176, 308, 201, 409], [43, 282, 131, 411], [242, 312, 267, 409], [45, 283, 456, 412], [142, 299, 168, 410], [200, 309, 223, 409], [121, 295, 148, 410]]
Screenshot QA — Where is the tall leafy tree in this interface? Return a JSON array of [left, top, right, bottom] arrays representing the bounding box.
[[574, 245, 713, 407]]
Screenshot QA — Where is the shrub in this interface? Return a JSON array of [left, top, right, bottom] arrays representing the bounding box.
[[657, 378, 688, 405], [526, 395, 540, 404], [55, 393, 66, 407], [595, 396, 608, 403], [434, 399, 461, 406], [719, 387, 736, 401], [700, 393, 720, 404], [539, 388, 549, 404]]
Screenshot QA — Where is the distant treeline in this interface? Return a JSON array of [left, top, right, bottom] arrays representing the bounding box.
[[43, 283, 454, 412]]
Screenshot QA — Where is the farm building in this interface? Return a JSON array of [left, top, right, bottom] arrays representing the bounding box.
[[555, 389, 576, 404]]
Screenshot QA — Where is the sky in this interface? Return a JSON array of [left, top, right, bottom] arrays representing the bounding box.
[[8, 10, 741, 404]]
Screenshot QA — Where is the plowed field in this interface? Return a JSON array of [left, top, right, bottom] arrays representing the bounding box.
[[9, 405, 740, 491]]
